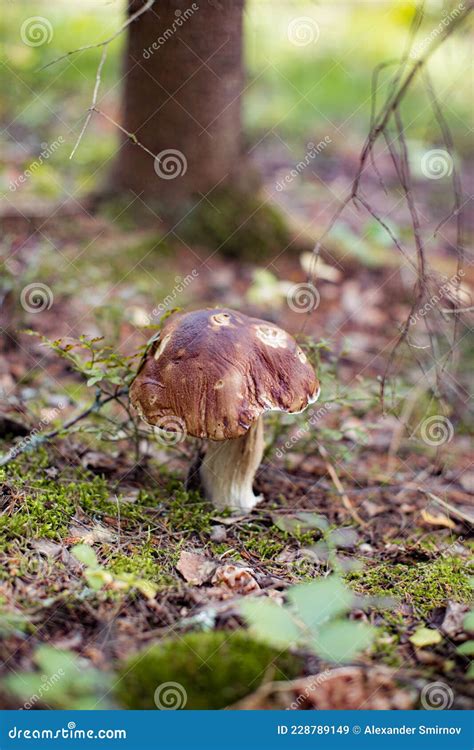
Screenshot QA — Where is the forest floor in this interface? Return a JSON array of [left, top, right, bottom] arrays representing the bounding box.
[[1, 134, 473, 711]]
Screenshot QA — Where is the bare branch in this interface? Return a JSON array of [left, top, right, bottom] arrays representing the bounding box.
[[70, 47, 108, 159], [40, 0, 155, 71]]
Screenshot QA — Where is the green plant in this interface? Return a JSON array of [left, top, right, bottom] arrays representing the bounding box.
[[0, 597, 30, 637], [3, 646, 112, 709], [72, 543, 157, 600], [241, 575, 376, 662], [27, 332, 139, 389], [115, 630, 303, 710]]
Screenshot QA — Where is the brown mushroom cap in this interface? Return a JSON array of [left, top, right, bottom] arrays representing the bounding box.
[[130, 308, 319, 440]]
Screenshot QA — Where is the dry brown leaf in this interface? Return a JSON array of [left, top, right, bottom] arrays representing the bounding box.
[[176, 551, 216, 586], [67, 523, 116, 544], [459, 471, 474, 495], [212, 564, 259, 594], [420, 509, 456, 529], [439, 601, 471, 638]]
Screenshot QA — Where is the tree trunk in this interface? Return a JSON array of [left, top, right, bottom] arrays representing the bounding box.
[[114, 0, 245, 206]]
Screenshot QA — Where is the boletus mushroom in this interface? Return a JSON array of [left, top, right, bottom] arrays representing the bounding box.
[[130, 308, 319, 512]]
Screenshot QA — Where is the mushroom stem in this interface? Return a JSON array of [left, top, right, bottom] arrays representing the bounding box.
[[200, 417, 264, 513]]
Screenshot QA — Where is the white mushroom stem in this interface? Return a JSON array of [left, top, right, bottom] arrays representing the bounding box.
[[200, 417, 264, 513]]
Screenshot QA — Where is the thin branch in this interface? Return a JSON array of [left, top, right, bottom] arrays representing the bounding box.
[[40, 0, 155, 71], [420, 491, 474, 525], [0, 388, 129, 467], [90, 107, 159, 161], [70, 47, 108, 159], [318, 445, 367, 527]]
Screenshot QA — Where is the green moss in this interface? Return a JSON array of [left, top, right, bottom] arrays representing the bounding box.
[[347, 557, 472, 617], [165, 488, 214, 535], [0, 451, 110, 548], [106, 543, 174, 588], [115, 630, 303, 710], [179, 187, 298, 261]]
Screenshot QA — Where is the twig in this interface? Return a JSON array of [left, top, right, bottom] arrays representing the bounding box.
[[40, 0, 155, 71], [386, 381, 428, 474], [442, 305, 474, 314], [70, 47, 108, 159], [420, 491, 474, 525], [304, 2, 472, 407], [0, 388, 129, 467], [44, 0, 156, 159], [318, 445, 367, 527], [89, 107, 159, 161]]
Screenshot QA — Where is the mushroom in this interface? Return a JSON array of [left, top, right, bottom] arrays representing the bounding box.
[[130, 308, 319, 513]]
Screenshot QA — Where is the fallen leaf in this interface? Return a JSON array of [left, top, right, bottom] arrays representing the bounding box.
[[31, 539, 62, 557], [68, 523, 115, 544], [440, 601, 471, 638], [212, 564, 259, 594], [459, 471, 474, 494], [300, 252, 342, 282], [209, 525, 227, 543], [176, 551, 216, 586], [420, 509, 456, 529], [81, 451, 117, 473], [409, 627, 442, 648]]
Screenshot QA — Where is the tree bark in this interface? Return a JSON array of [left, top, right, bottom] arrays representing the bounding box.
[[114, 0, 245, 205]]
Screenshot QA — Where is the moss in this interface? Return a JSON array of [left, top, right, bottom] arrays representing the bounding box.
[[238, 520, 315, 561], [165, 488, 214, 536], [179, 187, 298, 261], [106, 543, 174, 588], [347, 557, 472, 617], [0, 451, 110, 548], [115, 630, 303, 710]]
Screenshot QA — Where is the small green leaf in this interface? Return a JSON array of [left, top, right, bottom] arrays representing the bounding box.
[[134, 579, 158, 600], [457, 640, 474, 656], [272, 513, 328, 535], [71, 544, 99, 569], [240, 599, 301, 649], [35, 646, 78, 676], [287, 576, 354, 631], [313, 620, 376, 662], [84, 569, 113, 590], [409, 627, 442, 648], [463, 612, 474, 632], [86, 374, 103, 387]]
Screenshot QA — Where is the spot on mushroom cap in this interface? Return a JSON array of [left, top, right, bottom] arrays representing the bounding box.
[[130, 308, 319, 440]]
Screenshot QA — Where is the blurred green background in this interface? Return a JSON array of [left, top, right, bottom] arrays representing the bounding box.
[[1, 0, 472, 200]]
